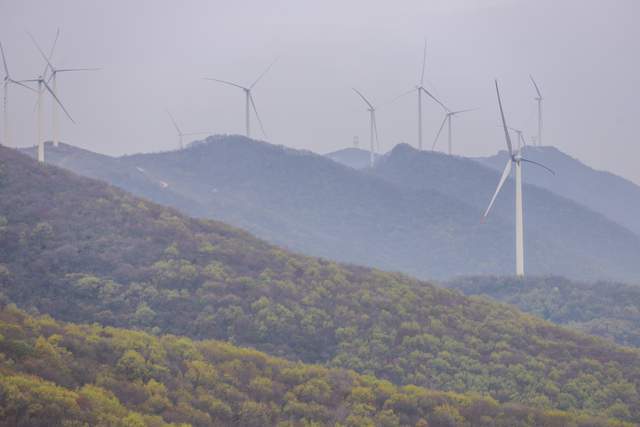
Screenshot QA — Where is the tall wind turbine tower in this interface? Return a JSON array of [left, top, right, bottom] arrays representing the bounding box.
[[352, 88, 379, 168], [1, 41, 35, 146], [204, 59, 276, 139], [29, 30, 99, 147], [530, 75, 543, 146], [483, 80, 553, 277]]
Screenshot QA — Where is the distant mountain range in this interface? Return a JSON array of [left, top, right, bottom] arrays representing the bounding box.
[[477, 146, 640, 237], [21, 137, 640, 282], [329, 145, 640, 238]]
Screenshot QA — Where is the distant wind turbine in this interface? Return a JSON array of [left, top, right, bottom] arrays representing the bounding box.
[[166, 110, 210, 150], [386, 40, 447, 150], [483, 80, 554, 277], [530, 75, 543, 146], [432, 108, 476, 155], [204, 59, 276, 139], [352, 88, 379, 168], [28, 30, 99, 147], [23, 33, 74, 163], [1, 41, 36, 147], [507, 126, 527, 151]]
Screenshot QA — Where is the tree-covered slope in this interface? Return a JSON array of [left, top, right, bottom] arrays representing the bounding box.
[[477, 146, 640, 237], [446, 276, 640, 348], [2, 146, 640, 421], [2, 305, 632, 427]]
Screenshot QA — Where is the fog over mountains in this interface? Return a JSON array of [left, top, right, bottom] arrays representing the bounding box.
[[22, 136, 640, 282]]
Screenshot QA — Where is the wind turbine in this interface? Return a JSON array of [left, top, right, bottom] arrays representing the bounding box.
[[204, 59, 276, 139], [28, 30, 99, 147], [352, 88, 379, 168], [166, 110, 210, 150], [415, 40, 448, 150], [507, 126, 527, 151], [387, 40, 447, 150], [530, 75, 543, 146], [23, 33, 74, 163], [1, 41, 36, 147], [432, 107, 476, 155], [482, 80, 553, 277]]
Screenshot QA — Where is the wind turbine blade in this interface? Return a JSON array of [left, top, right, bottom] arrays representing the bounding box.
[[166, 109, 181, 134], [43, 28, 60, 77], [521, 158, 555, 175], [451, 108, 477, 115], [529, 74, 542, 98], [483, 159, 512, 219], [203, 78, 246, 90], [42, 79, 74, 123], [420, 39, 427, 85], [431, 116, 448, 150], [495, 80, 514, 157], [249, 94, 267, 138], [27, 32, 56, 75], [352, 88, 374, 109], [421, 87, 448, 111], [10, 79, 37, 92], [0, 41, 9, 77], [250, 58, 278, 89], [55, 67, 101, 72], [382, 87, 415, 107]]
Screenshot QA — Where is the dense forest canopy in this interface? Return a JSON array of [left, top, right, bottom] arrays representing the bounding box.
[[1, 147, 640, 423], [446, 276, 640, 348], [0, 305, 633, 427]]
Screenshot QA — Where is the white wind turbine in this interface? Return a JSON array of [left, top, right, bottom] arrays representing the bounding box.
[[1, 41, 36, 147], [530, 75, 543, 146], [204, 60, 276, 139], [23, 33, 74, 163], [388, 40, 447, 150], [507, 126, 527, 151], [28, 30, 99, 147], [166, 109, 211, 150], [352, 88, 380, 168], [431, 106, 476, 155], [483, 80, 553, 277]]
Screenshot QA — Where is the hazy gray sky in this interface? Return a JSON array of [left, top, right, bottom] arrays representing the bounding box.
[[2, 0, 640, 184]]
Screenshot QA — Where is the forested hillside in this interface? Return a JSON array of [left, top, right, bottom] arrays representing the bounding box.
[[22, 136, 640, 282], [2, 305, 632, 427], [2, 146, 640, 422], [446, 276, 640, 348]]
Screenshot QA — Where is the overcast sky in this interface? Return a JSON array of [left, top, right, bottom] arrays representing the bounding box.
[[2, 0, 639, 184]]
